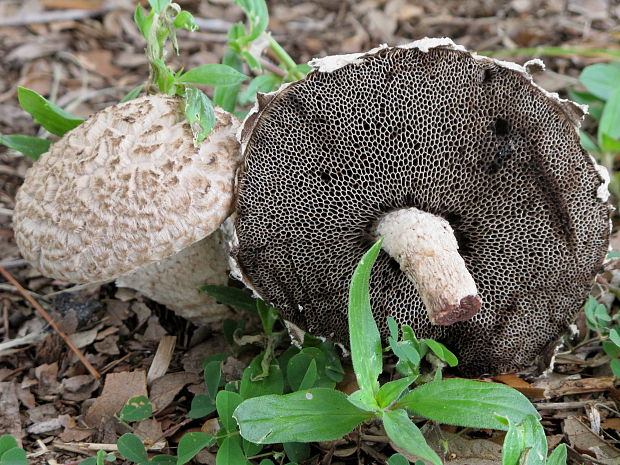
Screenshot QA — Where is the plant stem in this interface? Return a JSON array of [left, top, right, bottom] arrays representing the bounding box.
[[267, 34, 303, 81]]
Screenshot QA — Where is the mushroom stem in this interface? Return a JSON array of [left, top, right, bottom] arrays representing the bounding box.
[[115, 231, 233, 326], [374, 207, 481, 325]]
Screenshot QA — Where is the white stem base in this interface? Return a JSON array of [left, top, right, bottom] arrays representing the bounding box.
[[116, 231, 234, 326], [375, 208, 481, 325]]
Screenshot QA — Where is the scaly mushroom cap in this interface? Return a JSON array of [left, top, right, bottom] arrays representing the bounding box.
[[14, 94, 241, 283], [233, 39, 611, 376]]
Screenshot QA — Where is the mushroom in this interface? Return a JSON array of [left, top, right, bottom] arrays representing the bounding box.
[[232, 38, 611, 375], [13, 94, 241, 325]]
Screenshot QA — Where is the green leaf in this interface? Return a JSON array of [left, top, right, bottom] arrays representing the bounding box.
[[234, 388, 373, 444], [498, 416, 523, 465], [610, 358, 620, 378], [148, 0, 170, 14], [188, 394, 216, 418], [396, 379, 539, 430], [547, 444, 567, 465], [287, 353, 318, 391], [376, 376, 416, 408], [580, 63, 620, 100], [216, 390, 243, 431], [17, 87, 83, 137], [258, 461, 274, 465], [152, 58, 176, 94], [318, 341, 345, 382], [120, 84, 144, 103], [184, 87, 215, 145], [610, 329, 620, 347], [424, 339, 458, 367], [568, 89, 604, 120], [348, 388, 380, 411], [234, 0, 268, 42], [173, 11, 198, 31], [204, 360, 222, 401], [293, 63, 312, 74], [579, 131, 600, 154], [117, 434, 148, 464], [119, 395, 153, 422], [348, 239, 384, 395], [239, 74, 282, 104], [200, 285, 257, 314], [177, 432, 215, 465], [214, 49, 244, 113], [133, 4, 149, 37], [0, 436, 19, 457], [77, 458, 97, 465], [242, 439, 262, 457], [387, 454, 409, 465], [604, 341, 620, 358], [595, 303, 611, 323], [298, 358, 318, 390], [0, 447, 27, 465], [520, 415, 547, 465], [382, 409, 442, 465], [387, 317, 399, 340], [150, 455, 176, 465], [283, 443, 310, 463], [216, 436, 249, 465], [256, 299, 279, 335], [178, 64, 248, 87], [239, 356, 284, 399], [241, 51, 261, 70], [390, 338, 420, 368], [600, 133, 620, 153], [0, 134, 51, 160], [599, 89, 620, 146]]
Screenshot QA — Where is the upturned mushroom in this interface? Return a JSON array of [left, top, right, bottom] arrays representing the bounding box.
[[231, 38, 611, 375], [13, 94, 241, 325]]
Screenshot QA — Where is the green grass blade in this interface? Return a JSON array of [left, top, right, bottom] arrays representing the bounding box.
[[348, 239, 384, 396]]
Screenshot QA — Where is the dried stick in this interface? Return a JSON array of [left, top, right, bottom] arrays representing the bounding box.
[[0, 266, 101, 379]]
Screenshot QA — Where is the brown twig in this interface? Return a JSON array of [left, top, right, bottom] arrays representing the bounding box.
[[259, 58, 287, 78], [0, 266, 101, 379], [99, 351, 134, 375]]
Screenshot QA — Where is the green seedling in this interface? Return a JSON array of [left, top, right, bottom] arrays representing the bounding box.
[[232, 240, 567, 464]]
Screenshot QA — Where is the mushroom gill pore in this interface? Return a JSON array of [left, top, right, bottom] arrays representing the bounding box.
[[233, 39, 611, 376]]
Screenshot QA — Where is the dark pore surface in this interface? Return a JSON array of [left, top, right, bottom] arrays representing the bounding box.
[[234, 46, 610, 376]]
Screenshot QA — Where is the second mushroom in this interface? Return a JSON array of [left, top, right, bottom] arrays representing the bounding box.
[[231, 39, 611, 376]]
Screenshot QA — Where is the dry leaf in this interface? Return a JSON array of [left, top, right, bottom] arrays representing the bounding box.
[[27, 417, 62, 434], [134, 418, 164, 444], [493, 373, 547, 399], [34, 362, 60, 396], [75, 49, 123, 78], [0, 382, 22, 441], [94, 334, 120, 355], [150, 372, 200, 412], [564, 416, 620, 461], [549, 377, 616, 397], [28, 404, 58, 423], [70, 323, 104, 349], [84, 370, 147, 428]]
